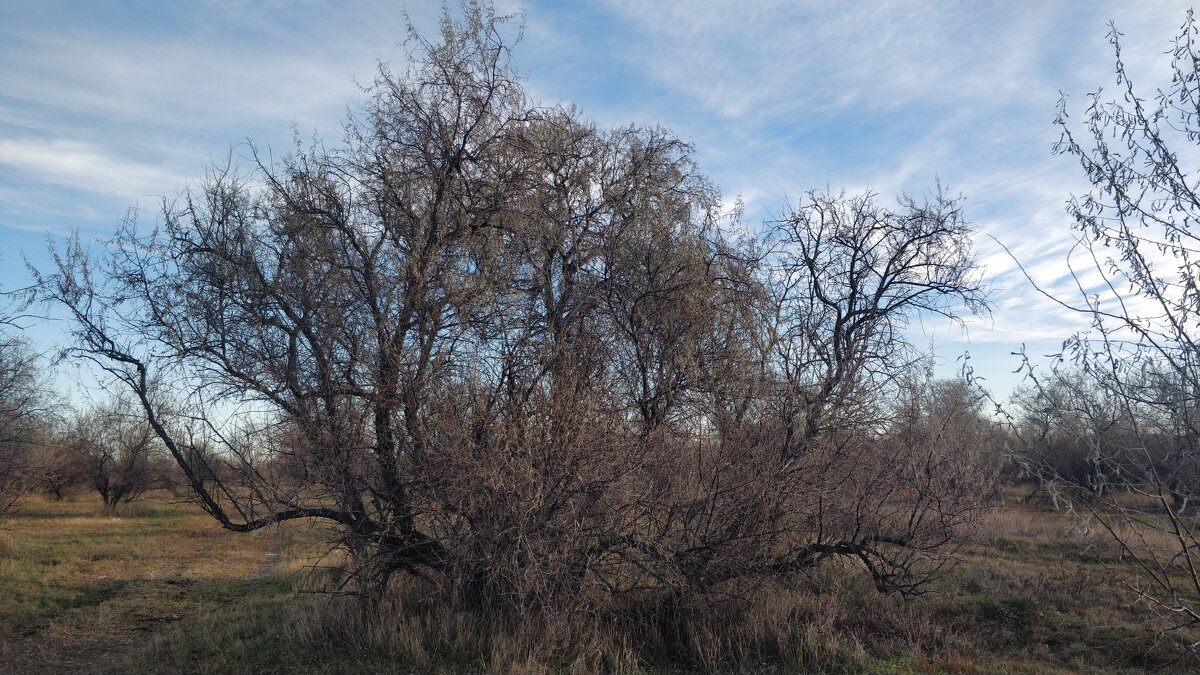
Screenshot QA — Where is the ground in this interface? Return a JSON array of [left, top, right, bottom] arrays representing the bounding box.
[[0, 491, 1193, 674]]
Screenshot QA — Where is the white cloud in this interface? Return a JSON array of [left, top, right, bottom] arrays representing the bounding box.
[[600, 1, 1064, 124], [0, 137, 184, 201], [1, 30, 362, 136]]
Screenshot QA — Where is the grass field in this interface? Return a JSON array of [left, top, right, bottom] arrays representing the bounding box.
[[0, 491, 1193, 674]]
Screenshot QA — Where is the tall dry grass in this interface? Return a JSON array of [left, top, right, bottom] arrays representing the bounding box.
[[272, 500, 1198, 673], [286, 567, 947, 673]]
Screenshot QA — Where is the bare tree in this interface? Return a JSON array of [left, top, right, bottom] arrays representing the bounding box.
[[66, 396, 162, 512], [38, 443, 89, 500], [1009, 371, 1122, 504], [36, 2, 994, 647], [1015, 10, 1200, 660], [740, 189, 991, 593], [0, 293, 49, 517], [767, 188, 988, 464], [36, 5, 562, 595]]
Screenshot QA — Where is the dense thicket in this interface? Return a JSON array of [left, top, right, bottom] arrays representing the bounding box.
[[39, 5, 992, 633]]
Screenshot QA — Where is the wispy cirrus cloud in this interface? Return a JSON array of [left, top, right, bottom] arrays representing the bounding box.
[[0, 137, 184, 200], [0, 0, 1192, 396]]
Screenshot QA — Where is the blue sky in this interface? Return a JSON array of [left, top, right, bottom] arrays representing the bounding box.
[[0, 0, 1189, 399]]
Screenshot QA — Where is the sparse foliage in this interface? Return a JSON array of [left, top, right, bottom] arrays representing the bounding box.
[[1015, 10, 1200, 660]]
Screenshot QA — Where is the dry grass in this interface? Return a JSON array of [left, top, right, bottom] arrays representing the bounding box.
[[0, 492, 326, 673], [1, 491, 1197, 673]]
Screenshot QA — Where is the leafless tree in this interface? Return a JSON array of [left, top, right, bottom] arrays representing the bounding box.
[[36, 1, 994, 639], [0, 287, 49, 517], [38, 444, 89, 500], [1009, 371, 1121, 503], [66, 396, 163, 512], [766, 188, 988, 464], [735, 190, 991, 593]]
